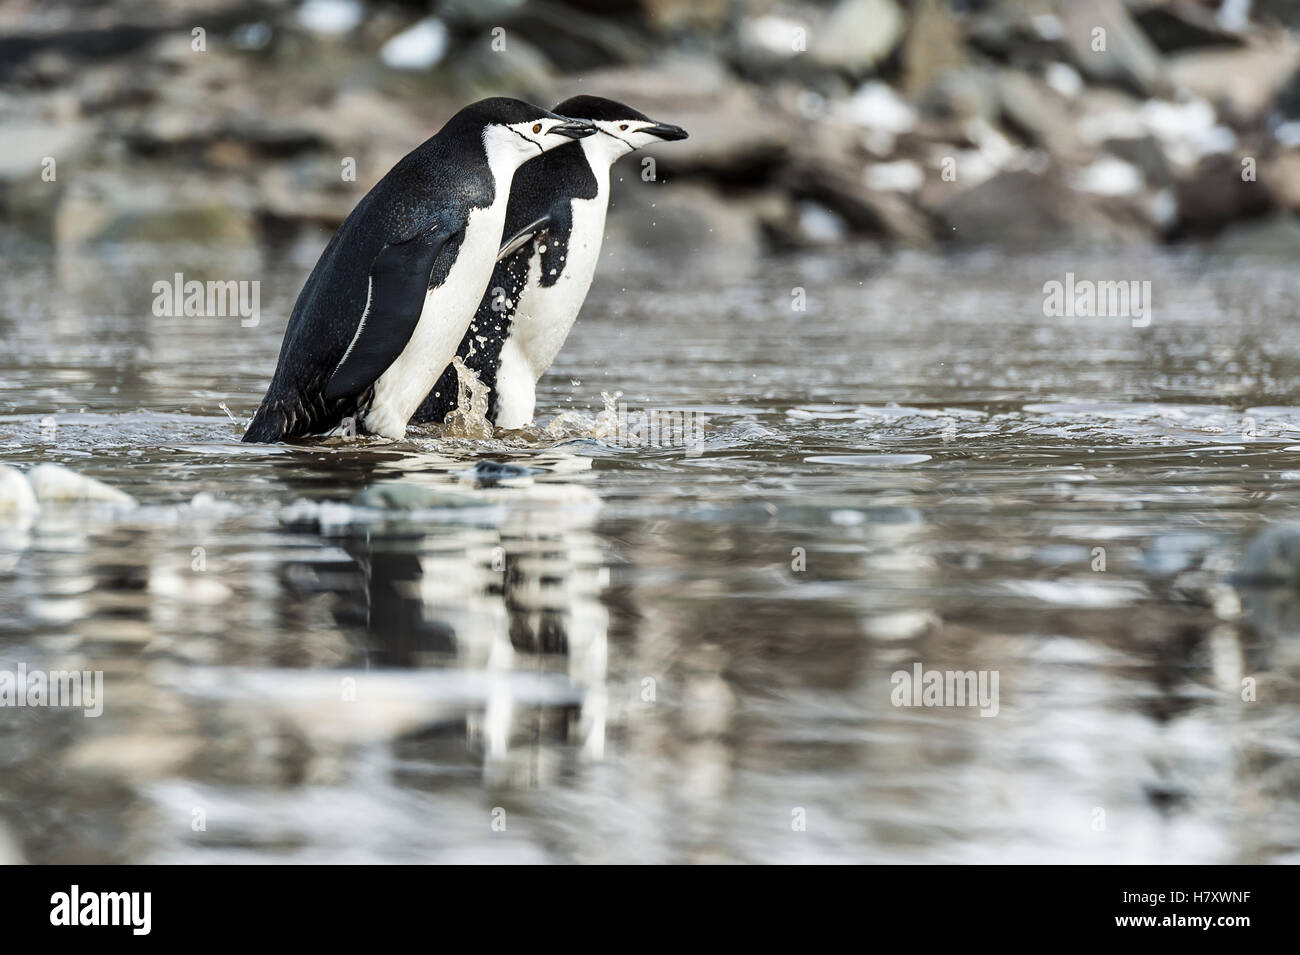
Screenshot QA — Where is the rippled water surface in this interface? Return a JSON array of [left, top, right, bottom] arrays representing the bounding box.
[[2, 234, 1299, 863]]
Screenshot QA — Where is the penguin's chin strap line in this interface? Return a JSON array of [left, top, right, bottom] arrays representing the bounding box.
[[604, 131, 636, 151], [505, 126, 544, 154]]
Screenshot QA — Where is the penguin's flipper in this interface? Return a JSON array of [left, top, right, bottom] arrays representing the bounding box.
[[324, 229, 456, 401], [497, 216, 551, 262]]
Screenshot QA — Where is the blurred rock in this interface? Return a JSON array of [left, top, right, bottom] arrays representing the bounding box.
[[937, 169, 1151, 245], [578, 55, 792, 176], [920, 68, 1000, 124], [1102, 134, 1176, 188], [0, 819, 24, 865], [1235, 522, 1300, 584], [736, 13, 815, 71], [379, 17, 449, 71], [1070, 155, 1144, 196], [1, 0, 1298, 253], [1262, 148, 1300, 208], [809, 0, 905, 74], [1167, 41, 1300, 126], [1133, 2, 1247, 52], [455, 32, 556, 102], [1058, 0, 1171, 97], [352, 482, 485, 510], [0, 119, 93, 182], [26, 463, 136, 507], [901, 0, 968, 97], [782, 152, 933, 243], [833, 80, 919, 155], [497, 2, 653, 71], [640, 0, 730, 34], [1172, 152, 1273, 237], [1256, 0, 1300, 31], [0, 464, 38, 516], [605, 181, 763, 263], [50, 169, 259, 246], [257, 158, 362, 227], [996, 69, 1084, 158], [298, 0, 364, 36]]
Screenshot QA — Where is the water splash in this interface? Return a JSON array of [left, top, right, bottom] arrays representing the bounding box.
[[543, 390, 621, 441], [441, 356, 493, 439]]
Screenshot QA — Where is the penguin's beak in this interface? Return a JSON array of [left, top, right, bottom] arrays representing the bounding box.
[[644, 122, 688, 141], [551, 120, 597, 140]]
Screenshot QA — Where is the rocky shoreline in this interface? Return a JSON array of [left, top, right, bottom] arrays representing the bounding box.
[[4, 0, 1300, 253]]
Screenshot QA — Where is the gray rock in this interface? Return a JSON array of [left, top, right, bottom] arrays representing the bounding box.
[[574, 55, 793, 176], [1235, 522, 1300, 585], [1132, 3, 1246, 53], [48, 168, 259, 246], [0, 119, 93, 183], [454, 31, 556, 103], [1171, 152, 1274, 238], [937, 169, 1150, 245], [489, 1, 653, 71], [351, 482, 485, 511], [996, 69, 1084, 158], [1103, 135, 1175, 188], [780, 154, 934, 243], [464, 460, 544, 483], [26, 463, 136, 507], [0, 464, 38, 516], [1058, 0, 1171, 98], [605, 180, 763, 263], [920, 68, 1001, 124], [808, 0, 905, 73]]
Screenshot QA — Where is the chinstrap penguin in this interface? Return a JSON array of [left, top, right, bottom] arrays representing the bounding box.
[[411, 95, 687, 431], [242, 97, 596, 443]]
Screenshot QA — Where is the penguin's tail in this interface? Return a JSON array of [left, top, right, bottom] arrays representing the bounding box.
[[242, 390, 362, 442], [241, 402, 289, 443]]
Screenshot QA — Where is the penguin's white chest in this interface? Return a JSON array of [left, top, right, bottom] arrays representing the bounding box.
[[365, 202, 507, 439], [494, 193, 608, 430]]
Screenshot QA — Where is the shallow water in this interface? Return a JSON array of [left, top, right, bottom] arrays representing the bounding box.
[[1, 233, 1299, 863]]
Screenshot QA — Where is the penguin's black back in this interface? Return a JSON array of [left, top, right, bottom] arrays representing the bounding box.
[[243, 99, 539, 442], [412, 137, 599, 426]]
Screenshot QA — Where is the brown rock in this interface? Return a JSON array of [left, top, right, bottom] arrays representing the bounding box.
[[1167, 40, 1300, 126], [1261, 150, 1300, 210], [902, 0, 968, 98]]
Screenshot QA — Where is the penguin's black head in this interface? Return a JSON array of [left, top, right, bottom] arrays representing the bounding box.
[[454, 97, 597, 168], [553, 95, 689, 151]]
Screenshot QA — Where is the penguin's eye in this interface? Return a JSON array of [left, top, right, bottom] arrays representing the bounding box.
[[532, 123, 542, 134], [619, 124, 629, 131]]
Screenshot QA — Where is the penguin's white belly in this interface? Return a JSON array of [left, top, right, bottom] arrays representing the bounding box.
[[365, 205, 505, 439], [494, 198, 607, 430]]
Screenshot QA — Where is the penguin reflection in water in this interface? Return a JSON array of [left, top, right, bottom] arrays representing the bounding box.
[[242, 98, 596, 442], [414, 96, 688, 430]]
